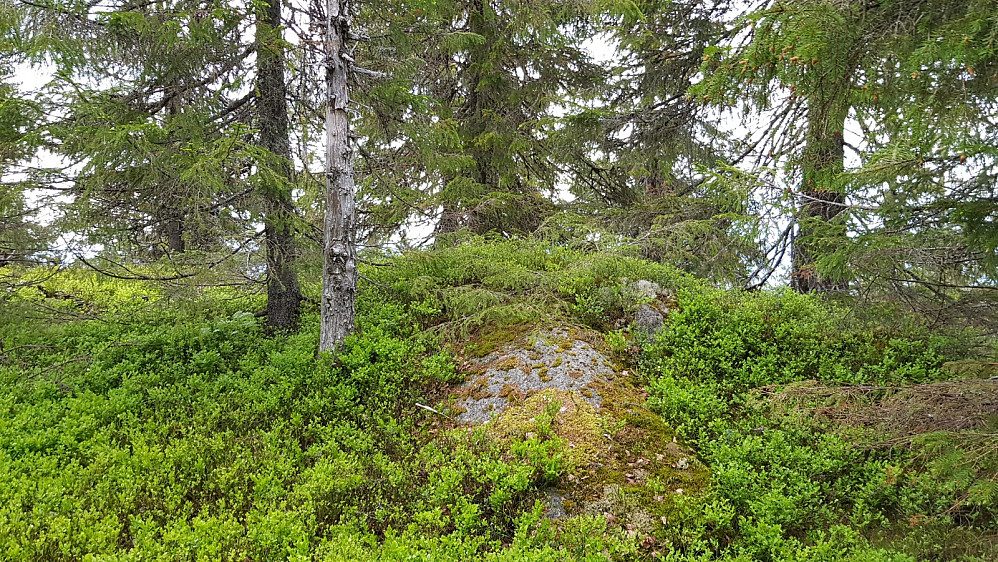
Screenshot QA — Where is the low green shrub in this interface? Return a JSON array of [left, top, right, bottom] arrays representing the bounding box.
[[2, 241, 994, 560], [361, 236, 695, 335], [639, 285, 994, 560], [0, 262, 632, 560]]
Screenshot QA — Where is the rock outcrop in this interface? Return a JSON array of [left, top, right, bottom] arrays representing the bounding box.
[[444, 324, 706, 528]]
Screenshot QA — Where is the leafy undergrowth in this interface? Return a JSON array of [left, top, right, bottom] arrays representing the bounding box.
[[640, 286, 997, 561], [1, 238, 996, 560]]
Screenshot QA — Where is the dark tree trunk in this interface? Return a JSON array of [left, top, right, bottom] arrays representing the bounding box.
[[319, 0, 357, 352], [163, 216, 185, 254], [256, 0, 303, 331], [160, 94, 187, 256], [447, 0, 542, 236], [791, 97, 849, 293], [449, 0, 502, 235]]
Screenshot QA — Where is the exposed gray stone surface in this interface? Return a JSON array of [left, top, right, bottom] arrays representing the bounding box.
[[632, 303, 665, 335], [454, 328, 615, 424], [543, 488, 568, 519]]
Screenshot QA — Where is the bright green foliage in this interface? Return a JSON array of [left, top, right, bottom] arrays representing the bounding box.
[[0, 258, 648, 559], [3, 240, 996, 559], [639, 284, 996, 560], [3, 0, 997, 557], [643, 287, 963, 446], [360, 235, 696, 337]]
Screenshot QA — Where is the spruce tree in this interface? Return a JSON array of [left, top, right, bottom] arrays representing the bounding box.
[[0, 2, 48, 271], [40, 0, 254, 258], [353, 0, 601, 242], [16, 0, 308, 327], [696, 0, 998, 298], [561, 0, 759, 283], [256, 0, 303, 331]]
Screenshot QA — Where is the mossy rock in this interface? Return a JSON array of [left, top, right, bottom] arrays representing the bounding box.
[[450, 326, 615, 424], [488, 389, 604, 464], [446, 324, 709, 539]]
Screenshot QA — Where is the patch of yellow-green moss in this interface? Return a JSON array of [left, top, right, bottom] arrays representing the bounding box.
[[488, 389, 604, 467], [598, 380, 709, 538], [461, 324, 532, 358], [492, 356, 520, 372], [555, 373, 711, 530]]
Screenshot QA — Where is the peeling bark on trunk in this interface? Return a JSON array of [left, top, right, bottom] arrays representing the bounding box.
[[257, 0, 303, 331], [318, 0, 357, 352], [791, 96, 849, 293]]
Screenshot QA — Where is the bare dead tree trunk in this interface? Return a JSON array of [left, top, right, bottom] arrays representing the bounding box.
[[257, 0, 303, 331], [318, 0, 357, 352]]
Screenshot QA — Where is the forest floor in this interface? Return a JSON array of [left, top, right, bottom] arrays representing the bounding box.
[[2, 239, 997, 560]]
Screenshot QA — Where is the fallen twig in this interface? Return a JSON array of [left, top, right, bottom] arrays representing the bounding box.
[[416, 402, 453, 420]]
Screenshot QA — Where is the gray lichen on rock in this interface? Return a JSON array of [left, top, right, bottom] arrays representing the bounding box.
[[454, 327, 614, 424], [632, 304, 665, 336], [625, 279, 664, 302]]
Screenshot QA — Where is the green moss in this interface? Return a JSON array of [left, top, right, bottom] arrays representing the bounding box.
[[489, 389, 603, 467], [564, 373, 710, 527], [461, 324, 531, 358]]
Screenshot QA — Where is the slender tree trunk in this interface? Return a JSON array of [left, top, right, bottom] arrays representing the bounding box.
[[319, 0, 357, 352], [791, 96, 849, 293], [161, 94, 186, 255], [256, 0, 303, 331], [163, 214, 185, 253]]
